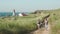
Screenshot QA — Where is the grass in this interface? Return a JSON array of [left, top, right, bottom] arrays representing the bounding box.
[[0, 9, 60, 34], [0, 16, 36, 34], [0, 13, 48, 34], [37, 9, 60, 34], [44, 10, 60, 34]]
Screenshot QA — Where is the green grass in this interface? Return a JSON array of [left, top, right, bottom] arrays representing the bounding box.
[[0, 16, 37, 34], [0, 13, 48, 34], [0, 9, 60, 34], [38, 9, 60, 34], [45, 10, 60, 34]]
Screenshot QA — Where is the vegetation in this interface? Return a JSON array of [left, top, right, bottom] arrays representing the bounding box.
[[0, 16, 36, 34], [50, 11, 60, 34], [42, 9, 60, 34], [0, 13, 48, 34], [32, 9, 60, 34]]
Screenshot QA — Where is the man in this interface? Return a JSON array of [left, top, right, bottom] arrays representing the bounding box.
[[37, 19, 42, 29]]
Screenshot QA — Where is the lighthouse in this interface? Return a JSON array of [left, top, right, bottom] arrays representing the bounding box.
[[13, 9, 16, 16]]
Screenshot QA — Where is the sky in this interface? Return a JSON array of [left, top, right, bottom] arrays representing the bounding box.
[[0, 0, 60, 12]]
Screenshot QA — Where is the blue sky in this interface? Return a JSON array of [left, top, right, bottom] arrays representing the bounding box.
[[0, 0, 60, 12]]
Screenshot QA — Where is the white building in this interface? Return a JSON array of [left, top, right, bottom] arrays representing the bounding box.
[[18, 13, 28, 16], [18, 13, 23, 16]]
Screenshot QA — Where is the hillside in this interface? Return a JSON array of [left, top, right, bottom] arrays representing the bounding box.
[[49, 10, 60, 34], [31, 9, 60, 34], [0, 12, 49, 34], [0, 9, 60, 34], [43, 9, 60, 34]]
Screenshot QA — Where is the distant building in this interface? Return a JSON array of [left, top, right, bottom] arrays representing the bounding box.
[[18, 13, 23, 16], [18, 13, 28, 16]]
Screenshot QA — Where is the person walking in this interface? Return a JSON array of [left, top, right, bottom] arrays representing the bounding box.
[[37, 19, 41, 29], [44, 18, 48, 30]]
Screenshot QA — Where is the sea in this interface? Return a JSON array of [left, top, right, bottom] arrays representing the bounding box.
[[0, 12, 31, 17]]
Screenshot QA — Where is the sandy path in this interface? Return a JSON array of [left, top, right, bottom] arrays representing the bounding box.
[[42, 24, 50, 34], [30, 29, 42, 34], [30, 24, 51, 34], [30, 15, 51, 34]]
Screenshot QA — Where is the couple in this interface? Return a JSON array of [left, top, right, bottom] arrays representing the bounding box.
[[37, 18, 48, 30]]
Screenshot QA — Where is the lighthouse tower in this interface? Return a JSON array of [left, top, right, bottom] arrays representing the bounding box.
[[13, 9, 16, 16]]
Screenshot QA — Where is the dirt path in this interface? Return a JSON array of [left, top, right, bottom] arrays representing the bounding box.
[[42, 24, 50, 34], [30, 14, 51, 34], [30, 24, 51, 34]]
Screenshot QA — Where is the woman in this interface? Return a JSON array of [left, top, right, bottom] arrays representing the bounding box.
[[44, 18, 48, 30]]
